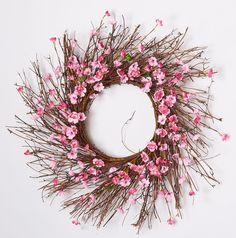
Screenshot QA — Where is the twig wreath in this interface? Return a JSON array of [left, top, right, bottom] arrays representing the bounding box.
[[9, 11, 229, 230]]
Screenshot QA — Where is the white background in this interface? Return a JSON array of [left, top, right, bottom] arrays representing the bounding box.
[[0, 0, 235, 237]]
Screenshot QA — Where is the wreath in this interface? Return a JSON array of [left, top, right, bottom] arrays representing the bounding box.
[[10, 11, 229, 230]]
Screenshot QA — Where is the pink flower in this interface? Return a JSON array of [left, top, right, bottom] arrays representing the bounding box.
[[24, 149, 32, 155], [49, 37, 57, 43], [182, 64, 189, 73], [178, 176, 186, 184], [155, 128, 167, 137], [158, 104, 170, 115], [70, 139, 79, 149], [120, 50, 126, 59], [37, 107, 44, 117], [112, 176, 119, 185], [65, 126, 77, 139], [48, 101, 55, 109], [221, 133, 229, 141], [208, 68, 214, 77], [117, 68, 125, 77], [138, 43, 145, 53], [167, 217, 175, 225], [104, 10, 111, 16], [93, 158, 105, 168], [120, 75, 128, 83], [69, 93, 78, 104], [93, 82, 104, 92], [116, 207, 124, 214], [138, 176, 150, 188], [55, 66, 62, 77], [72, 219, 80, 225], [117, 171, 131, 187], [130, 198, 137, 205], [97, 41, 105, 49], [193, 114, 201, 125], [53, 177, 59, 186], [67, 151, 77, 160], [128, 187, 137, 195], [75, 83, 87, 97], [160, 165, 169, 174], [165, 95, 176, 107], [141, 151, 149, 163], [168, 114, 178, 123], [148, 56, 158, 67], [182, 157, 191, 166], [43, 73, 52, 81], [68, 112, 79, 124], [189, 190, 195, 196], [147, 141, 157, 152], [154, 89, 164, 102], [78, 112, 86, 121], [50, 160, 57, 170], [158, 114, 167, 125], [89, 93, 97, 100], [84, 68, 91, 76], [156, 19, 163, 26], [114, 60, 121, 68], [128, 62, 140, 78], [49, 89, 56, 96], [159, 143, 168, 151], [182, 92, 192, 103], [17, 86, 23, 93]]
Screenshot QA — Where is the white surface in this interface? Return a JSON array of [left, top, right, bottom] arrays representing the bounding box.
[[86, 84, 156, 157], [0, 0, 235, 237]]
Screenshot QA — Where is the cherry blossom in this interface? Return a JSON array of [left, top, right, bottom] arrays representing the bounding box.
[[93, 158, 105, 168], [221, 133, 229, 141], [24, 149, 32, 155], [155, 19, 163, 26], [93, 82, 104, 92], [158, 104, 170, 115], [158, 114, 167, 125], [53, 177, 59, 186], [208, 68, 214, 77], [147, 141, 157, 152], [49, 37, 57, 43], [138, 43, 145, 53], [17, 86, 23, 93], [128, 187, 137, 195], [70, 139, 79, 149], [128, 62, 140, 78], [167, 217, 175, 225], [154, 88, 164, 102], [148, 57, 158, 67], [65, 126, 77, 139], [67, 151, 77, 160], [156, 128, 167, 137], [165, 95, 176, 107], [182, 64, 189, 73], [189, 190, 195, 196], [141, 151, 149, 163], [49, 160, 57, 170], [43, 73, 52, 81], [138, 176, 150, 188]]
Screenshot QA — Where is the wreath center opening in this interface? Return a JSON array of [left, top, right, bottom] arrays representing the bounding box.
[[85, 84, 156, 158]]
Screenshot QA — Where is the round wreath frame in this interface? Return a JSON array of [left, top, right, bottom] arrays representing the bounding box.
[[10, 13, 227, 230]]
